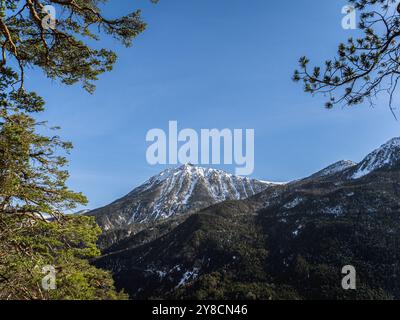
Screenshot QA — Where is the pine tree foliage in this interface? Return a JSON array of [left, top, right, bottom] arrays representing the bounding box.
[[0, 0, 156, 92], [0, 69, 127, 299], [0, 0, 156, 299], [294, 0, 400, 116]]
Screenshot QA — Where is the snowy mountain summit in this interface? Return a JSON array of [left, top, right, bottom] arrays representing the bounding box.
[[312, 160, 357, 178], [95, 138, 400, 299], [89, 164, 275, 230], [310, 137, 400, 181], [88, 137, 400, 233], [352, 137, 400, 179]]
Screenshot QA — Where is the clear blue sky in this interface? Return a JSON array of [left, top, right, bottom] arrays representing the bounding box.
[[26, 0, 400, 210]]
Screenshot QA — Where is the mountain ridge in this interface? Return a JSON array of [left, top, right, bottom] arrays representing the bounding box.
[[88, 136, 400, 233], [88, 164, 276, 231], [93, 136, 400, 300], [351, 137, 400, 179]]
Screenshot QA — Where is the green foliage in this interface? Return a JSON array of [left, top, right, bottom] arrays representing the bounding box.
[[0, 214, 127, 300], [0, 69, 87, 219], [0, 0, 155, 300], [0, 0, 150, 92], [176, 272, 279, 300], [294, 0, 400, 115], [0, 68, 125, 299]]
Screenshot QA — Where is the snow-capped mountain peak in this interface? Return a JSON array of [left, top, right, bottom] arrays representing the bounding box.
[[90, 164, 276, 230], [88, 137, 400, 236], [137, 164, 264, 193], [351, 137, 400, 179]]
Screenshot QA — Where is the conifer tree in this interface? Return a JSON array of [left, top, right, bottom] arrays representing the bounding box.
[[294, 0, 400, 116], [0, 0, 156, 299]]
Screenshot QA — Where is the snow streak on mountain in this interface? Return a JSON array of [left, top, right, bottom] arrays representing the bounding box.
[[89, 164, 276, 230], [352, 138, 400, 179]]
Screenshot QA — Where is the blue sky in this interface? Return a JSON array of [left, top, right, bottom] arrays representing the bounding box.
[[26, 0, 400, 209]]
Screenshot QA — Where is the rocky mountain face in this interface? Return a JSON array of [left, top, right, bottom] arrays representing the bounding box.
[[88, 164, 273, 231], [310, 160, 356, 179], [350, 137, 400, 179], [92, 137, 400, 300]]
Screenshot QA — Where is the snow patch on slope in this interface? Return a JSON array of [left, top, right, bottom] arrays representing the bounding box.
[[133, 164, 277, 222], [95, 164, 279, 227], [352, 137, 400, 179], [313, 160, 356, 178]]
